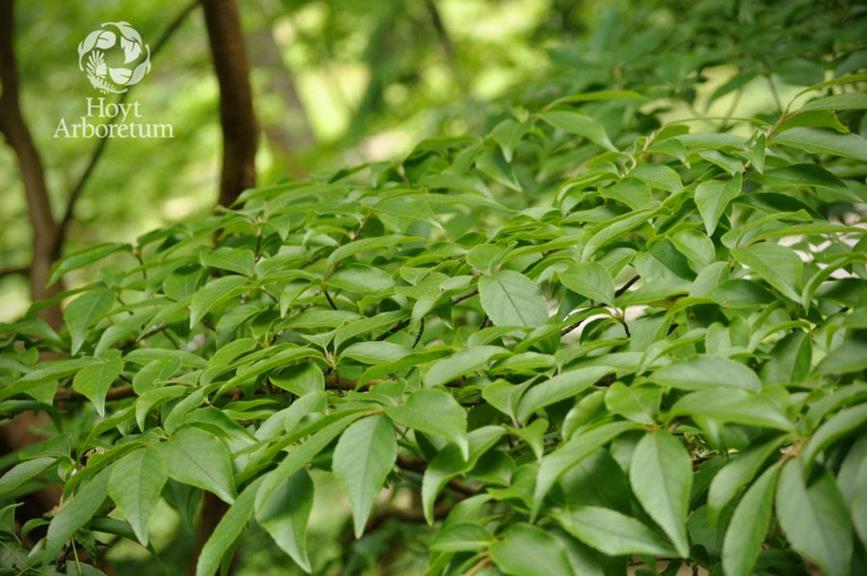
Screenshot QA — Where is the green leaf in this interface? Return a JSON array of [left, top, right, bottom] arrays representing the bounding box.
[[802, 404, 867, 472], [546, 89, 647, 107], [196, 477, 263, 576], [255, 469, 314, 573], [777, 109, 848, 133], [559, 262, 615, 305], [160, 427, 236, 503], [670, 229, 715, 270], [190, 275, 248, 328], [818, 340, 867, 375], [603, 382, 660, 425], [670, 388, 794, 431], [476, 146, 522, 191], [542, 110, 617, 151], [385, 388, 468, 459], [802, 93, 867, 111], [629, 430, 692, 557], [479, 270, 548, 327], [694, 173, 741, 236], [600, 178, 652, 210], [328, 264, 395, 293], [852, 493, 867, 549], [44, 469, 110, 563], [516, 366, 611, 424], [71, 350, 123, 416], [200, 247, 255, 276], [734, 242, 803, 303], [430, 523, 492, 552], [270, 363, 324, 395], [326, 235, 417, 270], [491, 118, 530, 162], [132, 357, 181, 394], [707, 437, 784, 524], [582, 208, 657, 261], [508, 418, 548, 461], [651, 355, 761, 391], [423, 345, 507, 388], [64, 288, 114, 355], [0, 457, 55, 498], [699, 149, 743, 175], [48, 242, 130, 286], [722, 464, 781, 576], [490, 523, 574, 576], [630, 164, 683, 194], [761, 331, 812, 385], [776, 459, 853, 576], [774, 127, 867, 161], [107, 447, 167, 546], [551, 506, 677, 557], [341, 341, 410, 365], [422, 426, 503, 523], [533, 421, 640, 516], [333, 310, 406, 350], [257, 411, 367, 497], [758, 163, 847, 190], [332, 415, 396, 538]]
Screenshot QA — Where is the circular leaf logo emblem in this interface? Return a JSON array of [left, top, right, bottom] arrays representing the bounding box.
[[78, 21, 151, 94]]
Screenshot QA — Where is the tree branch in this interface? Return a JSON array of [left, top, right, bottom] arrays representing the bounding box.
[[0, 265, 29, 277], [0, 0, 62, 327], [201, 0, 259, 206]]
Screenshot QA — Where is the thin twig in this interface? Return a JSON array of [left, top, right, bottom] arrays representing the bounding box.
[[465, 557, 491, 576], [615, 275, 640, 297], [0, 265, 28, 277], [412, 318, 425, 348], [323, 287, 337, 310]]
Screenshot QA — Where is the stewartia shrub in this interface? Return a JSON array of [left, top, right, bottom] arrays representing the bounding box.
[[1, 76, 867, 576]]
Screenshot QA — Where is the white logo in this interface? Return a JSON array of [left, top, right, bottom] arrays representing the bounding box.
[[78, 22, 151, 94]]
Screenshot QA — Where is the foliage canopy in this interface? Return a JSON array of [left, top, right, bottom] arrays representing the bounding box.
[[2, 1, 867, 575]]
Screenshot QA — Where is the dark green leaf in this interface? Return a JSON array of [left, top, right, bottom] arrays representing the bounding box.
[[332, 415, 397, 537], [479, 270, 548, 327], [629, 430, 692, 557], [160, 427, 236, 503], [776, 459, 852, 576], [107, 447, 166, 546], [490, 523, 575, 576]]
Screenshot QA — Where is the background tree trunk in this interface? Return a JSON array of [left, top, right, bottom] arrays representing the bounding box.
[[202, 0, 259, 207], [0, 0, 62, 328]]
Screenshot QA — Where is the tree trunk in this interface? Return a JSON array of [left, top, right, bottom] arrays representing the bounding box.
[[0, 0, 62, 328], [201, 0, 259, 207], [188, 493, 231, 576]]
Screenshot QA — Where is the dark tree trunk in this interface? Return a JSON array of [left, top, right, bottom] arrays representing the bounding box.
[[201, 0, 259, 206], [188, 492, 231, 576], [0, 0, 62, 328]]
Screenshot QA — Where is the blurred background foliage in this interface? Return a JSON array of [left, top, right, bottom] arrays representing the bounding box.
[[1, 0, 865, 573]]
